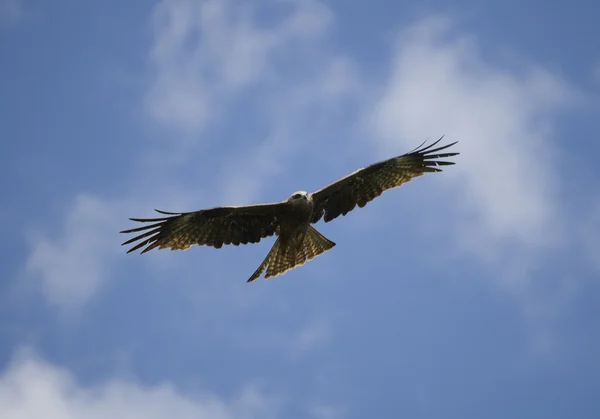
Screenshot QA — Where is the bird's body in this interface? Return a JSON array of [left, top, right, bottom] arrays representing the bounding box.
[[245, 191, 336, 281], [279, 192, 313, 239], [120, 137, 459, 282]]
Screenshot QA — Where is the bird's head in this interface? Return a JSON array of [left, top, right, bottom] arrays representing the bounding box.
[[287, 191, 309, 202]]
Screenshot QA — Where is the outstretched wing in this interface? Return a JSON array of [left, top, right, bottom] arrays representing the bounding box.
[[309, 136, 458, 223], [120, 203, 283, 254]]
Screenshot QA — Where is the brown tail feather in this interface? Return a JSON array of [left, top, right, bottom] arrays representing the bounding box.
[[247, 226, 336, 282], [247, 238, 282, 283]]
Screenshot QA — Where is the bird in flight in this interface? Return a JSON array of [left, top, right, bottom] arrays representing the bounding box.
[[120, 137, 458, 282]]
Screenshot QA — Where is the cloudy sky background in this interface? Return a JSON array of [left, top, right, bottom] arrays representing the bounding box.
[[1, 0, 599, 417]]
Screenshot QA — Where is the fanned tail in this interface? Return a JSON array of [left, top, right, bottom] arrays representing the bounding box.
[[247, 226, 336, 282]]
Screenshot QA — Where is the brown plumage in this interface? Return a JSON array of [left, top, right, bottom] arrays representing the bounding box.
[[247, 226, 336, 282], [120, 137, 459, 282]]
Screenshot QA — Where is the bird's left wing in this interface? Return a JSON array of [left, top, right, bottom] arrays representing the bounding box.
[[120, 202, 284, 254], [309, 137, 458, 223]]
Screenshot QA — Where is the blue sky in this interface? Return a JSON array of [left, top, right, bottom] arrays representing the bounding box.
[[1, 0, 599, 417]]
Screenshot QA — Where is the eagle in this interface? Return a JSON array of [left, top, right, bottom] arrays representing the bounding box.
[[120, 137, 458, 282]]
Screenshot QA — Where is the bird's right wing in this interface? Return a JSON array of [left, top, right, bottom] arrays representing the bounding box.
[[120, 202, 284, 254]]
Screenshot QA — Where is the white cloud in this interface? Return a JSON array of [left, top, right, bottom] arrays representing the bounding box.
[[366, 16, 592, 351], [25, 195, 123, 310], [0, 348, 277, 419], [369, 15, 578, 256], [23, 181, 207, 310], [145, 0, 333, 136]]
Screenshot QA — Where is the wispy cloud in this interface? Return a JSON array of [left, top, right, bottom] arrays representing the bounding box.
[[145, 0, 333, 137], [366, 15, 592, 353], [24, 195, 123, 310], [369, 16, 578, 256], [21, 182, 210, 311], [0, 348, 278, 419]]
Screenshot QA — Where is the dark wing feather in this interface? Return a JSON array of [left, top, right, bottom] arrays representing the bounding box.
[[309, 136, 458, 223], [120, 203, 283, 254]]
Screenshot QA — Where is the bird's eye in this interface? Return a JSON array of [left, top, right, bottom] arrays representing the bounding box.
[[293, 194, 301, 199]]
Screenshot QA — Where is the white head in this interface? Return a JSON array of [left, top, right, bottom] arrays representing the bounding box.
[[287, 190, 309, 202]]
